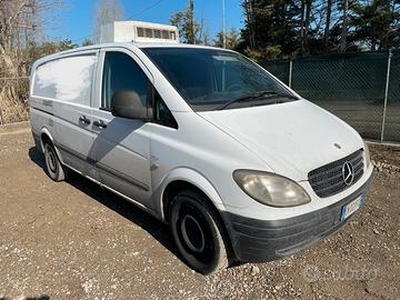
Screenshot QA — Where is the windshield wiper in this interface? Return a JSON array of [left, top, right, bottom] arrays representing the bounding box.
[[217, 90, 296, 110]]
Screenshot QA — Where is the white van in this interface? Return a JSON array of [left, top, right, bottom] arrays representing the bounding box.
[[30, 43, 374, 274]]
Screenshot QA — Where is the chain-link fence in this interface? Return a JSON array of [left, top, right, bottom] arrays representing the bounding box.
[[0, 77, 30, 125], [261, 51, 400, 144]]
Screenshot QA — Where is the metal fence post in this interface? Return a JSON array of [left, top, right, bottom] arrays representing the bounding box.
[[288, 59, 293, 88], [380, 49, 392, 143]]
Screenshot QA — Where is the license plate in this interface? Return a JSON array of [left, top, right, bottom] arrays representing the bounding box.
[[341, 195, 363, 221]]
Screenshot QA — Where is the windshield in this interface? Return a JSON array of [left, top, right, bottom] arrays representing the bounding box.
[[143, 47, 298, 111]]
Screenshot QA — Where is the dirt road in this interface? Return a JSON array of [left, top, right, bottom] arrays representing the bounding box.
[[0, 122, 399, 300]]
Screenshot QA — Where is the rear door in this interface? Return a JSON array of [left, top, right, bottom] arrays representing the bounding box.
[[91, 48, 153, 209]]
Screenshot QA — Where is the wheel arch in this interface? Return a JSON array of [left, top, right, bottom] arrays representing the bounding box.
[[39, 127, 54, 152], [39, 127, 64, 165], [159, 169, 235, 260], [160, 169, 227, 221]]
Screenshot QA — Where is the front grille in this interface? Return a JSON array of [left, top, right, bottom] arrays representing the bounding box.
[[308, 149, 364, 198]]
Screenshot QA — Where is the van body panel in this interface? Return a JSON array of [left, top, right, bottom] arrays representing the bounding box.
[[52, 102, 95, 176], [156, 167, 228, 214], [149, 112, 271, 211], [199, 99, 363, 182], [30, 51, 99, 178], [92, 110, 153, 209], [29, 107, 54, 151]]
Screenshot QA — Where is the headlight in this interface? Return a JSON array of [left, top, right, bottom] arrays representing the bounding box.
[[363, 141, 371, 169], [233, 170, 311, 207]]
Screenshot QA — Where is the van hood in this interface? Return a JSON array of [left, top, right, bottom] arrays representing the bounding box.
[[198, 99, 363, 181]]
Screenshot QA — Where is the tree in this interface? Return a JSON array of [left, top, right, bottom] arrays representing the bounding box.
[[352, 0, 398, 50], [239, 0, 300, 59], [323, 0, 333, 51], [214, 28, 240, 49], [340, 0, 349, 52], [0, 0, 63, 75], [27, 39, 77, 62], [170, 0, 201, 44], [238, 0, 400, 58], [82, 38, 94, 46], [0, 0, 66, 124], [299, 0, 313, 55], [93, 0, 124, 43], [243, 0, 256, 49]]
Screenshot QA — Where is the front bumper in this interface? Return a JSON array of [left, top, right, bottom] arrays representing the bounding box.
[[226, 170, 374, 262]]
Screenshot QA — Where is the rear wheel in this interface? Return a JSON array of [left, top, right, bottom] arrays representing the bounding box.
[[43, 140, 68, 182], [169, 190, 229, 274]]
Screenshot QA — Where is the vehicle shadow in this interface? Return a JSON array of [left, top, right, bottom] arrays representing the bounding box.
[[28, 147, 180, 260]]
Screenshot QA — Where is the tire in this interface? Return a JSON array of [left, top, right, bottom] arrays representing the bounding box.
[[43, 140, 68, 182], [169, 190, 230, 274]]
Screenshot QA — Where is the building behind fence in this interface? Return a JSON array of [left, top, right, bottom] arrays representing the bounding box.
[[261, 50, 400, 144], [1, 51, 399, 144]]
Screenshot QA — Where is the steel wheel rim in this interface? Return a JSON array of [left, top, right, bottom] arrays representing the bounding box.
[[180, 214, 206, 253], [45, 145, 57, 173]]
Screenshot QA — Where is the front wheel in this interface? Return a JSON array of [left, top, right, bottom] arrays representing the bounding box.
[[169, 190, 230, 274], [43, 141, 69, 182]]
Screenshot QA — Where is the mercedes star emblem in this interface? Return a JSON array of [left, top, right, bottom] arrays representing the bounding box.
[[342, 161, 355, 186]]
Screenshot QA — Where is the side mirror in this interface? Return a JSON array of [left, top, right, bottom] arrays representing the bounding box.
[[111, 90, 148, 119]]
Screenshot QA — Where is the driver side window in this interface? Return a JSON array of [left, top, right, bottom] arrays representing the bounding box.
[[102, 51, 151, 112]]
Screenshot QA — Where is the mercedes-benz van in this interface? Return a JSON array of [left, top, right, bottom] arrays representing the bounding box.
[[30, 43, 374, 274]]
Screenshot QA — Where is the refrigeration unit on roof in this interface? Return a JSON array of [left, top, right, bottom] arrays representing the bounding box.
[[100, 21, 180, 44]]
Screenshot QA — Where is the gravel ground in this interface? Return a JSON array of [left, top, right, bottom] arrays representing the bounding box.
[[0, 122, 399, 300]]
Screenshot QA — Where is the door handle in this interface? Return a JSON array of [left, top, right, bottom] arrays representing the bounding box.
[[79, 115, 91, 125], [93, 120, 107, 129]]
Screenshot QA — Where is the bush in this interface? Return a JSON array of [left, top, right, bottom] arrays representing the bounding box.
[[0, 79, 29, 124]]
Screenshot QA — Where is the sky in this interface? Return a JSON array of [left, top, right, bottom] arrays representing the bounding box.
[[46, 0, 245, 45]]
